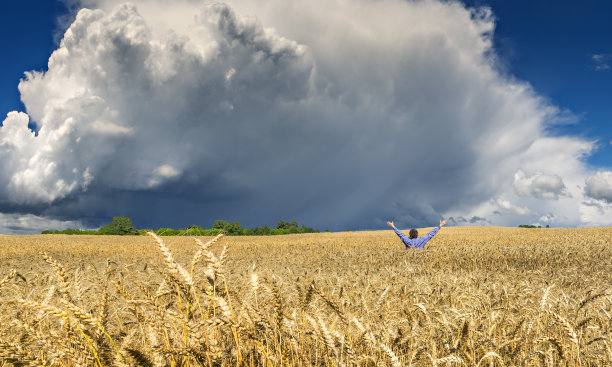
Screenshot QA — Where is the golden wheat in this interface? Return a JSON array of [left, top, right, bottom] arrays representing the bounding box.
[[0, 227, 610, 366]]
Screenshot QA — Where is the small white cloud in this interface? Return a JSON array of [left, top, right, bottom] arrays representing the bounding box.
[[0, 111, 35, 148], [82, 167, 93, 190], [496, 198, 531, 216], [225, 67, 236, 81], [153, 164, 180, 178], [584, 170, 612, 204], [592, 53, 611, 71], [513, 170, 567, 200], [548, 108, 581, 125], [90, 120, 133, 136], [148, 164, 180, 188], [0, 212, 84, 234], [539, 213, 555, 223]]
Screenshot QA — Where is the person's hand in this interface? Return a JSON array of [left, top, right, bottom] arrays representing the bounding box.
[[439, 220, 446, 227], [387, 221, 394, 228]]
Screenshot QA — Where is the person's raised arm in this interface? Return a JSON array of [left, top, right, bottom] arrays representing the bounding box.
[[418, 220, 446, 246], [426, 220, 445, 236], [388, 221, 410, 244]]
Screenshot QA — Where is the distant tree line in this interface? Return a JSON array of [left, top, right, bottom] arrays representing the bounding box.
[[42, 216, 322, 236], [518, 224, 550, 228], [42, 216, 139, 235]]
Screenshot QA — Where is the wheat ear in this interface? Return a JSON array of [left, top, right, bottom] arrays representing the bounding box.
[[0, 270, 16, 290], [0, 337, 44, 366], [191, 233, 224, 273], [41, 252, 72, 301], [476, 351, 504, 366], [147, 232, 194, 287]]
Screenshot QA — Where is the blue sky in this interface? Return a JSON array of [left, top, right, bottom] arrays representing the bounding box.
[[464, 0, 612, 169], [1, 0, 611, 233], [0, 1, 63, 116]]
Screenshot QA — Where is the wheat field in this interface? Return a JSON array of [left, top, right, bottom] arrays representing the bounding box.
[[0, 226, 611, 366]]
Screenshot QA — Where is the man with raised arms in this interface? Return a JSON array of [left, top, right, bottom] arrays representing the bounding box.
[[387, 220, 446, 249]]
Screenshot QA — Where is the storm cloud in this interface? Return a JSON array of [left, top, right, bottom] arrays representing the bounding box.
[[0, 0, 608, 232]]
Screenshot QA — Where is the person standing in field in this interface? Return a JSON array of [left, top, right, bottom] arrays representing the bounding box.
[[387, 220, 446, 249]]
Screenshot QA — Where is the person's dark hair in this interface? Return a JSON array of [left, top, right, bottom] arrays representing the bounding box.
[[409, 229, 418, 239]]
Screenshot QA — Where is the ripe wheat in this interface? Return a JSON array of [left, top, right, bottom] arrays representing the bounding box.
[[0, 227, 610, 366]]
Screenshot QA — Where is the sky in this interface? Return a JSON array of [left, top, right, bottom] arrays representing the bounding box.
[[0, 0, 611, 234]]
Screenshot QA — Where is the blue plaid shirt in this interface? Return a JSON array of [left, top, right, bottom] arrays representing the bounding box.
[[392, 225, 440, 249]]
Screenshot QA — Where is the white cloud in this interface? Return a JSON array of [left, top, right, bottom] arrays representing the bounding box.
[[148, 164, 181, 187], [0, 213, 84, 234], [153, 164, 180, 178], [513, 170, 568, 200], [90, 119, 133, 136], [0, 0, 607, 233], [584, 171, 612, 204], [0, 112, 81, 204], [539, 213, 555, 223], [592, 54, 611, 71], [82, 167, 94, 190], [580, 199, 612, 227], [496, 199, 532, 216]]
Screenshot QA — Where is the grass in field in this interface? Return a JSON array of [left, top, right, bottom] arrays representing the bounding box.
[[0, 227, 610, 366]]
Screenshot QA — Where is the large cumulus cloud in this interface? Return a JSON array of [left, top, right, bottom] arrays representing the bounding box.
[[0, 0, 608, 232]]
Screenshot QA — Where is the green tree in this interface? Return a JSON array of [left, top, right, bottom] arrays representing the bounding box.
[[156, 228, 181, 236], [255, 226, 271, 235], [212, 220, 229, 230], [185, 224, 205, 235], [98, 216, 139, 235], [288, 220, 299, 233], [225, 221, 243, 235]]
